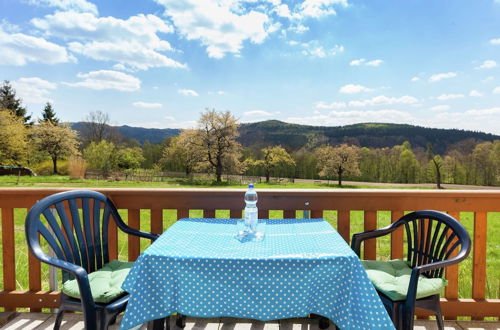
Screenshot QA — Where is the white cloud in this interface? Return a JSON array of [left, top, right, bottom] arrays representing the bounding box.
[[350, 58, 365, 66], [133, 101, 162, 108], [12, 77, 57, 104], [339, 84, 373, 94], [315, 101, 346, 109], [244, 110, 275, 116], [154, 0, 273, 59], [27, 0, 98, 14], [178, 89, 199, 97], [302, 44, 344, 58], [436, 94, 464, 101], [315, 95, 418, 110], [349, 58, 383, 67], [275, 4, 292, 18], [493, 86, 500, 94], [410, 76, 420, 82], [286, 109, 414, 126], [469, 90, 483, 97], [0, 26, 74, 66], [483, 76, 494, 82], [491, 38, 500, 45], [288, 24, 309, 34], [475, 60, 497, 70], [64, 70, 141, 92], [430, 105, 450, 111], [429, 72, 458, 82], [298, 0, 348, 18], [366, 59, 383, 67], [465, 107, 500, 116], [208, 90, 226, 95], [347, 95, 418, 107], [32, 11, 185, 70]]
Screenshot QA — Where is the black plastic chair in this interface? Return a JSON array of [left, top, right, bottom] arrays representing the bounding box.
[[351, 210, 471, 330], [25, 190, 159, 330]]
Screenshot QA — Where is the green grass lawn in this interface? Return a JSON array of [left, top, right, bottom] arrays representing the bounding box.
[[0, 175, 498, 317], [0, 175, 432, 189]]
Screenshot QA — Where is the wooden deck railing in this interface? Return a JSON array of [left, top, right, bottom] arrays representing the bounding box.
[[0, 188, 499, 320]]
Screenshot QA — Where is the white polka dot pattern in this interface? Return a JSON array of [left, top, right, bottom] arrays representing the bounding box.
[[120, 218, 394, 330]]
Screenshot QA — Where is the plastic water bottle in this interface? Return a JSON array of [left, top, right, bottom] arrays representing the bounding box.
[[244, 184, 258, 233]]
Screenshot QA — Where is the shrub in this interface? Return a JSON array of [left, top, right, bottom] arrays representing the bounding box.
[[68, 156, 87, 179]]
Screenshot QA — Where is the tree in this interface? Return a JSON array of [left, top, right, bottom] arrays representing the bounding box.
[[315, 144, 361, 186], [472, 142, 495, 186], [83, 140, 118, 175], [195, 109, 243, 182], [41, 102, 59, 124], [117, 147, 145, 169], [31, 122, 80, 174], [161, 130, 203, 176], [256, 146, 295, 183], [0, 109, 28, 165], [80, 111, 113, 147], [397, 142, 419, 183], [427, 143, 444, 189], [0, 80, 32, 124]]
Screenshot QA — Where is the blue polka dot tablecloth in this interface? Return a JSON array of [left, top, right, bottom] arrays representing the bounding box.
[[120, 218, 394, 330]]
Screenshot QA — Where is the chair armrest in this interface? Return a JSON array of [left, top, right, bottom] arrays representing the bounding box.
[[351, 223, 400, 256], [118, 226, 160, 242]]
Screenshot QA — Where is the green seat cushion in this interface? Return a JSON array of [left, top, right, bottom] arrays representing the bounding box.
[[361, 259, 448, 301], [62, 259, 133, 304]]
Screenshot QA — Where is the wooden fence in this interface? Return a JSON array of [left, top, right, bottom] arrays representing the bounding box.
[[0, 188, 499, 320]]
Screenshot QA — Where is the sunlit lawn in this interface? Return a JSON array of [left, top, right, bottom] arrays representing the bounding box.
[[0, 175, 498, 318]]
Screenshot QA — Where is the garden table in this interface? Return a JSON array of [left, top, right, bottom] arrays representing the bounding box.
[[120, 218, 394, 330]]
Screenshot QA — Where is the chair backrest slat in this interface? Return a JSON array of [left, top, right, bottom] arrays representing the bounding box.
[[55, 201, 82, 266], [68, 198, 89, 272], [93, 199, 104, 269], [101, 205, 111, 264], [42, 208, 74, 264], [82, 197, 96, 272]]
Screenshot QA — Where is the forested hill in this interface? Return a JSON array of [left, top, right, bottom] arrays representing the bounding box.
[[238, 121, 500, 154], [72, 120, 500, 154]]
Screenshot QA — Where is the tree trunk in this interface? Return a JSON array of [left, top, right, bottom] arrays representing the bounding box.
[[52, 156, 58, 174], [265, 170, 270, 183], [433, 159, 442, 189], [216, 163, 222, 182], [338, 167, 343, 186]]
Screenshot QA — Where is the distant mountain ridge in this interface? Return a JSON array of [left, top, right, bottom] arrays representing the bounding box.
[[72, 120, 500, 154], [238, 121, 500, 154]]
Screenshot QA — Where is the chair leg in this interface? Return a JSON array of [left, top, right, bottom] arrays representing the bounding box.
[[319, 317, 330, 329], [402, 306, 415, 330], [53, 309, 64, 330], [434, 303, 444, 330], [175, 314, 186, 328]]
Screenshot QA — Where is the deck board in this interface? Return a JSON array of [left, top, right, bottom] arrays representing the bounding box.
[[1, 313, 499, 330]]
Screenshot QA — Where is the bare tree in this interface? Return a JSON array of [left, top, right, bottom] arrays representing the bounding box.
[[80, 111, 113, 146]]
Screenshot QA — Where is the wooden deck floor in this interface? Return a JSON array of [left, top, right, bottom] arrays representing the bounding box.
[[1, 313, 499, 330]]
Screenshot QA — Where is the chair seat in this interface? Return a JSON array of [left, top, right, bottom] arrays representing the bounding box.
[[62, 260, 133, 303], [361, 259, 448, 301]]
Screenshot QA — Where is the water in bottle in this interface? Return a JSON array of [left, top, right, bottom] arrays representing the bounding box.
[[244, 184, 258, 233]]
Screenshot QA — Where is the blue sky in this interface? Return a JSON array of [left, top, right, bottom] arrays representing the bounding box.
[[1, 0, 500, 133]]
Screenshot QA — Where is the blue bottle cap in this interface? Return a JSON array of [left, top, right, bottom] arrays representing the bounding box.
[[248, 184, 254, 188]]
